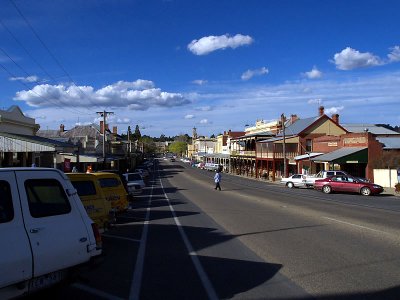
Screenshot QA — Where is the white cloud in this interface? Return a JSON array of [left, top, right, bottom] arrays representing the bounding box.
[[188, 34, 253, 55], [308, 98, 322, 105], [9, 75, 39, 83], [192, 79, 208, 85], [195, 106, 212, 111], [199, 119, 208, 124], [13, 79, 190, 110], [388, 45, 400, 62], [241, 67, 269, 81], [333, 47, 383, 70], [325, 106, 344, 115], [303, 66, 322, 79], [184, 114, 195, 119]]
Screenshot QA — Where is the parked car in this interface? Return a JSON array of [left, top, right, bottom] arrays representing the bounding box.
[[304, 170, 350, 187], [280, 174, 307, 188], [92, 172, 129, 212], [122, 172, 145, 197], [135, 167, 150, 178], [67, 173, 114, 231], [0, 168, 102, 298], [204, 163, 220, 171], [314, 175, 384, 196]]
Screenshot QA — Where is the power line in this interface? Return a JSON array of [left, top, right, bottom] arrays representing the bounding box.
[[0, 18, 54, 82], [8, 0, 102, 110]]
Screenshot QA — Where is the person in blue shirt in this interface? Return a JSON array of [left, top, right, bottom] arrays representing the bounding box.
[[214, 170, 222, 191]]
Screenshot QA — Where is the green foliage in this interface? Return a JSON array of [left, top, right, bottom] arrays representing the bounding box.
[[140, 136, 156, 153], [169, 141, 187, 156]]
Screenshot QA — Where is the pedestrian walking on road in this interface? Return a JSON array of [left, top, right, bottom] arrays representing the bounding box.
[[214, 170, 222, 191]]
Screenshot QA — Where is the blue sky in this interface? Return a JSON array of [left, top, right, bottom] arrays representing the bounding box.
[[0, 0, 399, 137]]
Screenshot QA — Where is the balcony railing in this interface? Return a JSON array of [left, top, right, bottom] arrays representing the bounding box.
[[256, 151, 299, 159], [231, 150, 256, 157]]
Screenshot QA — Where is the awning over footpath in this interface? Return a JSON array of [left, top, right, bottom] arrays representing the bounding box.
[[0, 132, 74, 152], [294, 152, 324, 161], [311, 147, 368, 164]]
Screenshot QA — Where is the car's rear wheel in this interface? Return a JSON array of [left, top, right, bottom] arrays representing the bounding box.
[[287, 182, 294, 188], [360, 187, 371, 196], [322, 185, 332, 194]]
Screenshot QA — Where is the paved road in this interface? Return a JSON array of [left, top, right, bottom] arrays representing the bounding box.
[[30, 159, 400, 299]]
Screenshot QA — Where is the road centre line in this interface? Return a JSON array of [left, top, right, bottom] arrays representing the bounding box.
[[128, 178, 154, 300], [322, 216, 389, 234], [101, 234, 141, 243], [72, 283, 124, 300], [159, 170, 219, 300]]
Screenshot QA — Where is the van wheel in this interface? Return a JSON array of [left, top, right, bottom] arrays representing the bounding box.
[[286, 182, 294, 188], [322, 185, 332, 194], [360, 187, 371, 196]]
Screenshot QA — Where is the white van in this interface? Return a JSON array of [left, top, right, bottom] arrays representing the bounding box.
[[0, 168, 102, 298]]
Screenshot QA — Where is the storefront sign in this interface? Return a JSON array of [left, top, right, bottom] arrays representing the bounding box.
[[328, 142, 338, 146], [346, 160, 358, 163], [343, 137, 366, 145]]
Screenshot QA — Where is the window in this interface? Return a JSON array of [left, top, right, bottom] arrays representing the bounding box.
[[71, 180, 96, 196], [98, 178, 121, 188], [0, 180, 14, 223], [25, 179, 71, 218], [305, 139, 312, 152]]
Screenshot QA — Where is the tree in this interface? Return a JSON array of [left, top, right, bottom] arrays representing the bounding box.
[[132, 125, 141, 140], [169, 141, 187, 157], [140, 136, 156, 154]]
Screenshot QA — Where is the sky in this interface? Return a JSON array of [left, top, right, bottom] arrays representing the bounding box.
[[0, 0, 400, 138]]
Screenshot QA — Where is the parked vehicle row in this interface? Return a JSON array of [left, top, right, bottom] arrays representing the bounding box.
[[280, 171, 383, 196], [0, 168, 102, 299]]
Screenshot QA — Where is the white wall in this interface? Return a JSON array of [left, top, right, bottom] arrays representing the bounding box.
[[373, 169, 399, 187]]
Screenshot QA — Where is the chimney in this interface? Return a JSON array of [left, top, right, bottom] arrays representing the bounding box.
[[113, 126, 118, 135], [290, 114, 298, 124], [100, 121, 104, 134], [59, 124, 65, 132], [332, 114, 339, 124], [319, 106, 325, 116]]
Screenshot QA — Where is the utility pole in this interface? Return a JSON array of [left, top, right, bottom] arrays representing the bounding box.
[[281, 113, 287, 178], [96, 110, 114, 167]]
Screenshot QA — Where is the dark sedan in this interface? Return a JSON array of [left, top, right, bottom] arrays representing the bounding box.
[[314, 175, 384, 196]]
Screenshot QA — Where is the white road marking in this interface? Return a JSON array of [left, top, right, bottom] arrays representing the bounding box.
[[159, 174, 218, 300], [322, 216, 388, 234], [129, 183, 154, 300], [72, 283, 124, 300], [101, 234, 141, 243]]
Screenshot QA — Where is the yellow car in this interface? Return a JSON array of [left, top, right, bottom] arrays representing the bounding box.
[[91, 172, 129, 213], [67, 173, 113, 231]]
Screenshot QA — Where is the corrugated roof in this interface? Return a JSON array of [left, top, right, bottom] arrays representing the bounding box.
[[376, 137, 400, 149], [231, 131, 275, 140], [342, 124, 400, 135], [311, 147, 367, 162], [277, 116, 320, 136], [258, 135, 297, 143], [1, 132, 74, 148]]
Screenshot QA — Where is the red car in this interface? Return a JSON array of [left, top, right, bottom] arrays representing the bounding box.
[[314, 175, 384, 196]]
